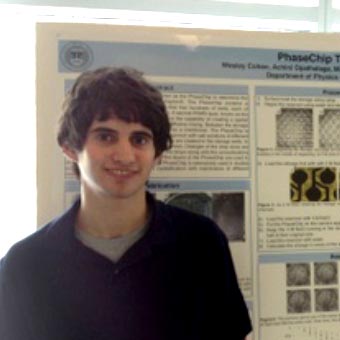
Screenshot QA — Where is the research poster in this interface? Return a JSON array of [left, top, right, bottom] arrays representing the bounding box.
[[37, 23, 340, 340]]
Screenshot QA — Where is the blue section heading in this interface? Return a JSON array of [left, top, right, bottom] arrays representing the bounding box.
[[147, 179, 250, 191], [259, 252, 340, 263], [256, 86, 340, 96]]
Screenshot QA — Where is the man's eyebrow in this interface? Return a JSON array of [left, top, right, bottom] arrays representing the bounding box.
[[132, 130, 154, 138], [89, 127, 153, 139], [89, 127, 117, 134]]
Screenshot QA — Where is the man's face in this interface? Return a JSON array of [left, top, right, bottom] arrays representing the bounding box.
[[64, 117, 160, 201]]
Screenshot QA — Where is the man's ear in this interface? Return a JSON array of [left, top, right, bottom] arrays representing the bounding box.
[[154, 154, 162, 166], [62, 144, 78, 162]]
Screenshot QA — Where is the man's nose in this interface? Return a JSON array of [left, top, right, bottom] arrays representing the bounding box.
[[111, 139, 136, 163]]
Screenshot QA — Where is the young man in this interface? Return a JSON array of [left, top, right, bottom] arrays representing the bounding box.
[[0, 67, 252, 340]]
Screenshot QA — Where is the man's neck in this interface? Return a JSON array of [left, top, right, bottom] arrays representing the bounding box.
[[76, 190, 149, 239]]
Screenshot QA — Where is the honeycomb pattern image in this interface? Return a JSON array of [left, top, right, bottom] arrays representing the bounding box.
[[286, 263, 310, 286], [290, 167, 337, 202], [277, 108, 313, 149], [320, 109, 340, 149]]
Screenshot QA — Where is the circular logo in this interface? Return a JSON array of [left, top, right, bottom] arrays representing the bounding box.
[[60, 42, 93, 72]]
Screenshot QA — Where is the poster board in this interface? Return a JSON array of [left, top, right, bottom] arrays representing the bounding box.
[[37, 23, 340, 340]]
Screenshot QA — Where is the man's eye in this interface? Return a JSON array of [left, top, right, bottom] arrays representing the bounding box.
[[97, 132, 115, 143], [131, 134, 151, 146]]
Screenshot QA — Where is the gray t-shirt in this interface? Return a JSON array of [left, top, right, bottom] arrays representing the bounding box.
[[75, 222, 148, 263]]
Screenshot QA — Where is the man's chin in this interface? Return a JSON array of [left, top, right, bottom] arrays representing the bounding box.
[[103, 188, 145, 201]]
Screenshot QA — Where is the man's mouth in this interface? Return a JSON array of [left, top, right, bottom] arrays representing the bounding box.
[[106, 168, 137, 176]]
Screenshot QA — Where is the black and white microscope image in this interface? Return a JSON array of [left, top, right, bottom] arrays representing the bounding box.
[[286, 263, 311, 286], [287, 290, 311, 313], [319, 109, 340, 149], [164, 192, 246, 242], [314, 262, 338, 285], [212, 193, 245, 242], [276, 108, 313, 149], [315, 288, 339, 312], [164, 192, 212, 217]]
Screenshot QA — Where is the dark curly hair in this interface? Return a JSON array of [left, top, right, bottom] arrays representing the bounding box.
[[57, 67, 172, 176]]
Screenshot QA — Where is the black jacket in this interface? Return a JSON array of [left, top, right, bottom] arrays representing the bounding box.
[[0, 195, 251, 340]]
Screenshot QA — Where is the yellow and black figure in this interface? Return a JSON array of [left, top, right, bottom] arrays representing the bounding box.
[[290, 167, 337, 202]]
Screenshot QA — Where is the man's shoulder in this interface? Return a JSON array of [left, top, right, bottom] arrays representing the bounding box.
[[0, 201, 79, 274], [0, 220, 56, 274], [154, 198, 226, 243]]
